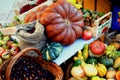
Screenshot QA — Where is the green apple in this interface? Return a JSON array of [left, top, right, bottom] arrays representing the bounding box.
[[1, 50, 10, 59], [3, 36, 10, 42], [0, 40, 5, 46], [0, 57, 3, 64]]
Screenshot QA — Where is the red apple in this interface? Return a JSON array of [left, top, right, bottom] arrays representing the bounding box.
[[6, 41, 13, 48], [0, 47, 5, 56], [1, 50, 10, 59], [82, 30, 93, 40], [10, 44, 19, 56]]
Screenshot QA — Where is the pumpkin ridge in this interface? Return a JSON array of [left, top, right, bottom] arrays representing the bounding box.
[[61, 2, 70, 19], [71, 24, 83, 38], [54, 4, 66, 19], [46, 23, 65, 32], [68, 3, 77, 19], [51, 27, 67, 42], [47, 28, 64, 39], [51, 46, 61, 57], [70, 27, 77, 43], [72, 20, 84, 28], [51, 17, 64, 24], [48, 49, 56, 60], [70, 11, 83, 22], [46, 50, 52, 60], [61, 26, 72, 45], [40, 12, 61, 25]]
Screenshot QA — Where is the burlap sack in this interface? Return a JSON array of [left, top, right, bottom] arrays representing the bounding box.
[[16, 21, 47, 50]]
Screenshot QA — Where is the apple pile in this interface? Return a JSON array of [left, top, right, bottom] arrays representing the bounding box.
[[19, 0, 47, 14], [0, 32, 20, 65]]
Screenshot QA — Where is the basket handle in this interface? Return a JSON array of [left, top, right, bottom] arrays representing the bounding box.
[[5, 47, 42, 80]]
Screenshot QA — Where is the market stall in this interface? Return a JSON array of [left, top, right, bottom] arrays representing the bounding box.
[[0, 0, 120, 80]]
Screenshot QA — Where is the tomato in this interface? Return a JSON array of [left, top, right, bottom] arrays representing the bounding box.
[[82, 30, 93, 40], [89, 40, 105, 55]]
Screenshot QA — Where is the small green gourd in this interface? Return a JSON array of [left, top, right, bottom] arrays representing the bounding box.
[[87, 57, 98, 65], [99, 56, 114, 67], [41, 42, 63, 61]]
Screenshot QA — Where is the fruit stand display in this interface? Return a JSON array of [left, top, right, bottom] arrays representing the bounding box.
[[66, 33, 120, 80], [0, 0, 119, 80]]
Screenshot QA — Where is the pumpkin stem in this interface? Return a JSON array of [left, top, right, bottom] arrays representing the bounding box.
[[46, 44, 50, 48], [64, 19, 70, 26]]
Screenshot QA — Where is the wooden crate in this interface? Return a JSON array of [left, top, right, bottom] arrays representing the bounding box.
[[83, 0, 111, 13]]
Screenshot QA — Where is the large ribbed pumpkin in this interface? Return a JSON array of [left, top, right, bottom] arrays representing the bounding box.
[[40, 0, 84, 45]]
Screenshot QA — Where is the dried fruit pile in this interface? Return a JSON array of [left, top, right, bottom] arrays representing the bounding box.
[[2, 57, 55, 80]]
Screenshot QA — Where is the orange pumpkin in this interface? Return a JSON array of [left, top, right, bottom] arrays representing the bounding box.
[[24, 5, 48, 23], [40, 0, 84, 45]]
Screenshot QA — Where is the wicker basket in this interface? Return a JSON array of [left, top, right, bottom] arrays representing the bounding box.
[[65, 62, 73, 80], [0, 47, 63, 80]]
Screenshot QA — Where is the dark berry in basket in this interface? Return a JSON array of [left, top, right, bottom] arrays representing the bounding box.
[[2, 57, 55, 80]]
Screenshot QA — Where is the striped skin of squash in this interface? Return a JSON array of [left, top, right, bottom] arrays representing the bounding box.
[[41, 42, 63, 61]]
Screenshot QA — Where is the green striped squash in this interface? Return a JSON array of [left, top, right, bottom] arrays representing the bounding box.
[[41, 42, 63, 61]]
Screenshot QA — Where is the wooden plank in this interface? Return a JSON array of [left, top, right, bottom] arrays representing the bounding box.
[[83, 0, 95, 11], [97, 0, 111, 13], [83, 0, 111, 12]]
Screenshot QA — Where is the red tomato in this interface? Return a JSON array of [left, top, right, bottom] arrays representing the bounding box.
[[82, 30, 93, 40], [89, 40, 105, 55]]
